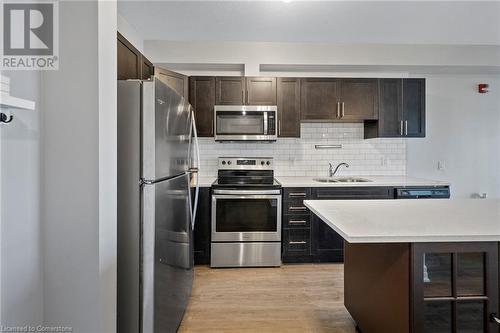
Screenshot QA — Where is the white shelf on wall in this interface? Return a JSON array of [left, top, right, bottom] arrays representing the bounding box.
[[0, 93, 35, 110]]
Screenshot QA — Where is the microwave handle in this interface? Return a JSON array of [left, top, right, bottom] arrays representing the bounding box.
[[263, 112, 268, 135]]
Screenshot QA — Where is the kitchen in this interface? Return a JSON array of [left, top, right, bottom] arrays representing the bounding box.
[[114, 1, 499, 332], [1, 1, 499, 333]]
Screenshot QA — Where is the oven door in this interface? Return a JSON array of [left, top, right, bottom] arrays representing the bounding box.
[[211, 190, 282, 242]]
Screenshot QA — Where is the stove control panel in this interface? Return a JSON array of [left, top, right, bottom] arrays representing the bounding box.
[[218, 157, 273, 170]]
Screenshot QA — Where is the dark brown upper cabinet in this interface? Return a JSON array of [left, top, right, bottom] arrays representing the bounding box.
[[339, 79, 378, 121], [364, 78, 425, 138], [141, 57, 154, 80], [301, 78, 378, 122], [155, 67, 189, 98], [189, 77, 216, 137], [117, 32, 154, 80], [215, 77, 245, 105], [300, 78, 340, 121], [245, 77, 277, 105], [117, 32, 150, 80], [403, 79, 425, 137], [277, 78, 301, 137]]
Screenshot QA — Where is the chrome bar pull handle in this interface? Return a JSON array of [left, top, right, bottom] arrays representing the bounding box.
[[405, 120, 408, 136], [288, 220, 307, 225], [341, 102, 345, 118], [490, 313, 500, 324], [400, 120, 404, 136], [278, 120, 281, 136], [288, 192, 306, 197], [289, 206, 307, 211], [336, 102, 340, 119], [289, 241, 307, 245]]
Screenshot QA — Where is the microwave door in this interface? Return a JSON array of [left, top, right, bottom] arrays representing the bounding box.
[[215, 113, 264, 137]]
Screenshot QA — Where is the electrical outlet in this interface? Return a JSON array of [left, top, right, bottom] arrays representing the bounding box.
[[380, 157, 388, 166], [437, 161, 446, 171]]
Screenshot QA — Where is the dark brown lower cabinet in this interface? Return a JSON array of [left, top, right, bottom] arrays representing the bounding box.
[[282, 187, 393, 264], [344, 242, 499, 333], [193, 187, 211, 265]]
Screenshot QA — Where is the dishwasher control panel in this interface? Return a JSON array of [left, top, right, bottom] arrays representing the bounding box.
[[395, 186, 450, 199]]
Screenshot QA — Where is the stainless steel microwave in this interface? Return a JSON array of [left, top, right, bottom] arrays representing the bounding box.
[[214, 105, 277, 141]]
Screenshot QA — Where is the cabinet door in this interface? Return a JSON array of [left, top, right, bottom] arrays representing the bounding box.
[[403, 78, 425, 137], [155, 67, 189, 98], [377, 79, 403, 137], [193, 187, 211, 265], [277, 78, 301, 137], [215, 77, 245, 105], [141, 57, 154, 80], [300, 78, 340, 121], [339, 79, 378, 121], [311, 215, 344, 262], [412, 242, 498, 333], [189, 77, 215, 137], [117, 32, 141, 80], [246, 77, 277, 105]]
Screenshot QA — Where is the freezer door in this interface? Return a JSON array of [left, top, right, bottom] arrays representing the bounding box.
[[142, 173, 194, 333], [142, 79, 192, 181]]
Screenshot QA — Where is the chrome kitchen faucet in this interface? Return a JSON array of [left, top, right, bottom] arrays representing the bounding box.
[[329, 162, 350, 177]]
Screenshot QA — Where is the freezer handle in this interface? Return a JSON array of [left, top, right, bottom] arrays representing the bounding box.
[[190, 111, 200, 230]]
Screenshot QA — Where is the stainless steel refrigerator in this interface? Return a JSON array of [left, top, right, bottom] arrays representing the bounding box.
[[117, 79, 200, 333]]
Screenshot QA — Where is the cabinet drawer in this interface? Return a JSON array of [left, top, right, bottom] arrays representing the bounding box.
[[283, 214, 311, 228], [284, 201, 309, 215], [313, 187, 393, 200], [283, 228, 311, 256], [283, 187, 311, 201]]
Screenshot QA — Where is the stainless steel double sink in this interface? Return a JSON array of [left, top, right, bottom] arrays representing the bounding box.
[[313, 177, 373, 183]]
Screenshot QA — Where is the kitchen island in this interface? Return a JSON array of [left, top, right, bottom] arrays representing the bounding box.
[[304, 199, 500, 333]]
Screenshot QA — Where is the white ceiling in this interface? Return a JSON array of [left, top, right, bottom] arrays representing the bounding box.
[[118, 1, 500, 45]]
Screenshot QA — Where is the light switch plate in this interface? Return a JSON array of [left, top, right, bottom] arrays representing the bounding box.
[[437, 161, 446, 170]]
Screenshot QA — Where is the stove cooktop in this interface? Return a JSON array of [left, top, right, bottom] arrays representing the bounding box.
[[211, 178, 282, 190]]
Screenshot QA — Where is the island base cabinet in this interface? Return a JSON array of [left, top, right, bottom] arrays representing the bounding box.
[[344, 242, 411, 333], [345, 242, 499, 333]]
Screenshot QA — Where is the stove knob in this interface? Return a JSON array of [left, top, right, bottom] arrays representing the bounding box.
[[227, 161, 232, 165], [266, 161, 271, 165], [221, 160, 226, 165], [261, 161, 265, 165]]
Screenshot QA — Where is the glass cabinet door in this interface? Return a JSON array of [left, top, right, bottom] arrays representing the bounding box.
[[412, 243, 498, 333]]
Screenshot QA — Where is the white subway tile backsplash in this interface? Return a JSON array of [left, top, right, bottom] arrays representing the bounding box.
[[197, 123, 406, 177]]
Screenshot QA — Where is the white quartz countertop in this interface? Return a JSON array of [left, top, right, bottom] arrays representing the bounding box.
[[275, 176, 449, 187], [195, 175, 449, 188], [304, 199, 500, 243]]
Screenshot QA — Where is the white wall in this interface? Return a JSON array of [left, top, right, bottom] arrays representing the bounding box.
[[407, 76, 500, 198], [41, 1, 116, 332], [118, 14, 144, 53], [145, 41, 500, 76], [0, 71, 43, 327]]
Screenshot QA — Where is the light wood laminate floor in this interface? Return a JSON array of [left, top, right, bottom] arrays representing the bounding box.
[[178, 264, 356, 333]]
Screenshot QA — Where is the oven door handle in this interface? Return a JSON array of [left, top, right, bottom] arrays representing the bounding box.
[[212, 189, 281, 195], [212, 194, 281, 200]]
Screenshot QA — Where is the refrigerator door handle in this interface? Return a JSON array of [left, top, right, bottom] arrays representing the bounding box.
[[190, 110, 200, 229]]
